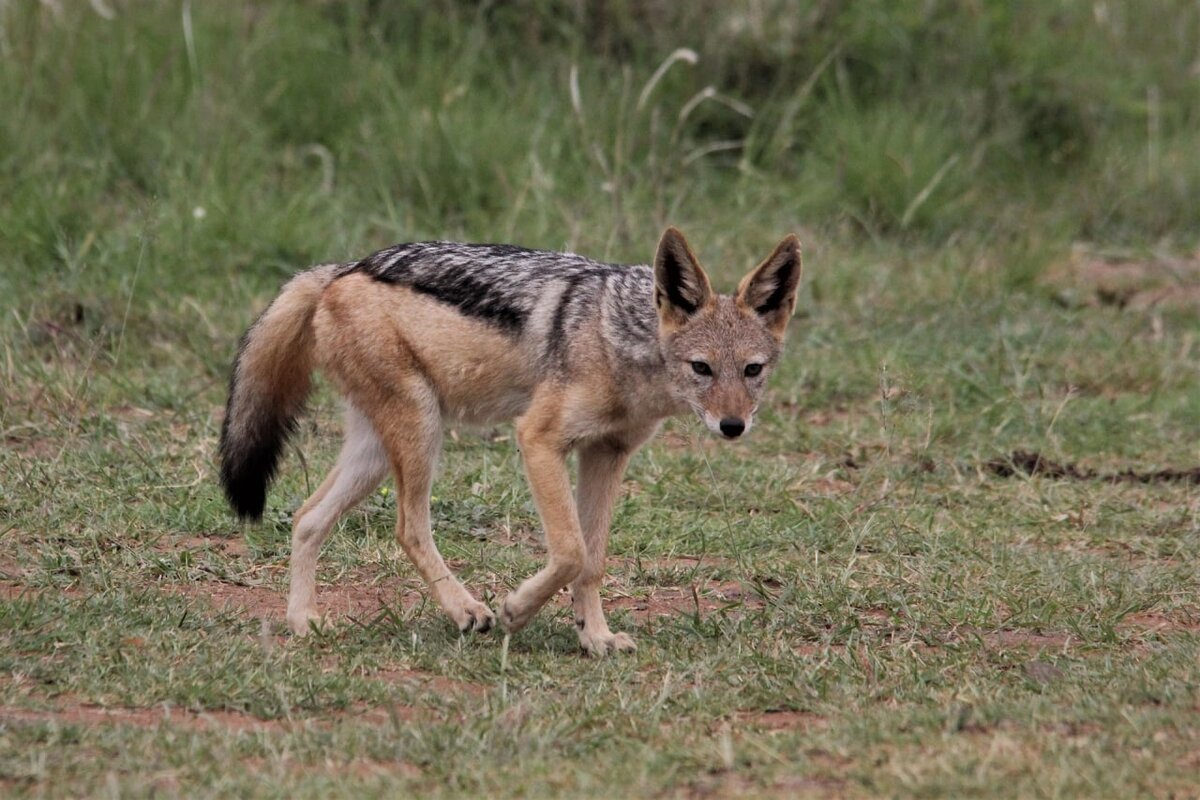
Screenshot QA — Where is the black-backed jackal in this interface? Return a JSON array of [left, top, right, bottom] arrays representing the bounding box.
[[219, 228, 801, 655]]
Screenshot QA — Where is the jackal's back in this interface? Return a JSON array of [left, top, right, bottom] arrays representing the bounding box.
[[339, 242, 661, 367]]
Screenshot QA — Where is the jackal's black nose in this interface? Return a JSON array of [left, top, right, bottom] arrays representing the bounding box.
[[719, 417, 745, 438]]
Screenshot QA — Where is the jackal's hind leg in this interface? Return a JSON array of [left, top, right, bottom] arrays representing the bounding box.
[[288, 405, 388, 635], [372, 383, 495, 634]]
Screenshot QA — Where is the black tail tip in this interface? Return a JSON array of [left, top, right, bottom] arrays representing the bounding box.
[[222, 474, 268, 521], [219, 426, 289, 523]]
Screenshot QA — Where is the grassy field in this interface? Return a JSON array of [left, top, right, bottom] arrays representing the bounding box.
[[2, 2, 1199, 797]]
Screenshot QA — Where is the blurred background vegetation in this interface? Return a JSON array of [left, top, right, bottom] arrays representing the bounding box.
[[1, 0, 1198, 396]]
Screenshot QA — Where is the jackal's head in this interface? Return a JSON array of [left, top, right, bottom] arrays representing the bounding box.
[[653, 227, 802, 439]]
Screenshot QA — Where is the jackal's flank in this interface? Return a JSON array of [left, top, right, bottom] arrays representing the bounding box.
[[218, 228, 802, 655]]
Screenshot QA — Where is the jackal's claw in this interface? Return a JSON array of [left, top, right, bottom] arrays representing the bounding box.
[[579, 630, 637, 657], [457, 602, 496, 634]]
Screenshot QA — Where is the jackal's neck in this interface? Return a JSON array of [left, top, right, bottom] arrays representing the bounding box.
[[598, 268, 663, 366], [595, 273, 691, 420]]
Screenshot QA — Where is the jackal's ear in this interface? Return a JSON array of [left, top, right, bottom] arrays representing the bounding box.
[[736, 234, 803, 337], [654, 227, 713, 330]]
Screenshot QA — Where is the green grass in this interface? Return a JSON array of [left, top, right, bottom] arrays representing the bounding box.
[[2, 2, 1199, 797]]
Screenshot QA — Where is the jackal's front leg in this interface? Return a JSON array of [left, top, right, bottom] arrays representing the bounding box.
[[570, 440, 637, 656], [500, 417, 585, 634]]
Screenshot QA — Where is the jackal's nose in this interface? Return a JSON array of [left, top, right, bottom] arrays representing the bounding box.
[[719, 417, 745, 438]]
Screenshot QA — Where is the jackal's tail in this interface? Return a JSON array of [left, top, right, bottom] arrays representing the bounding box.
[[219, 265, 336, 519]]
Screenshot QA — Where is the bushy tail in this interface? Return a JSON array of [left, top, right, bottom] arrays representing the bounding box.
[[219, 266, 336, 519]]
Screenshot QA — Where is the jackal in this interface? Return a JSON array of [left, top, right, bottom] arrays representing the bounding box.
[[218, 228, 802, 655]]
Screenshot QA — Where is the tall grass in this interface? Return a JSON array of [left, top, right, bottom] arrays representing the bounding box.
[[0, 0, 1196, 388], [0, 0, 1192, 427], [2, 2, 1195, 281]]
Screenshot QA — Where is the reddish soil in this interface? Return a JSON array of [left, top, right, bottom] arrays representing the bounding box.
[[366, 668, 488, 698], [160, 572, 429, 626], [0, 667, 482, 735], [606, 581, 765, 620], [3, 435, 59, 459], [1119, 611, 1200, 634], [968, 629, 1073, 650], [169, 534, 250, 558], [682, 771, 847, 799], [0, 700, 447, 734], [734, 708, 828, 732], [791, 641, 848, 657], [0, 704, 292, 733], [0, 578, 84, 601]]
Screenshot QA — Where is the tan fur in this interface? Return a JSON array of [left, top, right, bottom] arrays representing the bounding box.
[[226, 266, 335, 449], [227, 230, 802, 655]]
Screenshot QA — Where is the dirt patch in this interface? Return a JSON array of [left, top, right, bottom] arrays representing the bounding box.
[[0, 581, 32, 601], [608, 581, 765, 620], [1045, 249, 1200, 312], [0, 558, 23, 594], [1044, 541, 1182, 565], [682, 771, 847, 799], [987, 450, 1200, 485], [735, 709, 827, 732], [0, 698, 440, 734], [1119, 611, 1200, 634], [366, 668, 488, 698], [792, 641, 849, 657], [0, 704, 291, 733], [161, 573, 428, 627], [165, 534, 251, 558], [3, 435, 59, 460], [0, 578, 84, 601], [164, 559, 771, 629], [947, 628, 1073, 651]]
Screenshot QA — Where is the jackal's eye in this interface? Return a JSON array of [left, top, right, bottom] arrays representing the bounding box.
[[690, 361, 713, 377], [744, 363, 763, 378]]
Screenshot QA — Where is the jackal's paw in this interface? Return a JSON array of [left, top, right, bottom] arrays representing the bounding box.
[[499, 593, 536, 633], [286, 608, 326, 637], [450, 599, 495, 634], [578, 628, 637, 658]]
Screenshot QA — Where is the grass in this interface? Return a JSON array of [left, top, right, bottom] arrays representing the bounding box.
[[2, 1, 1199, 797]]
